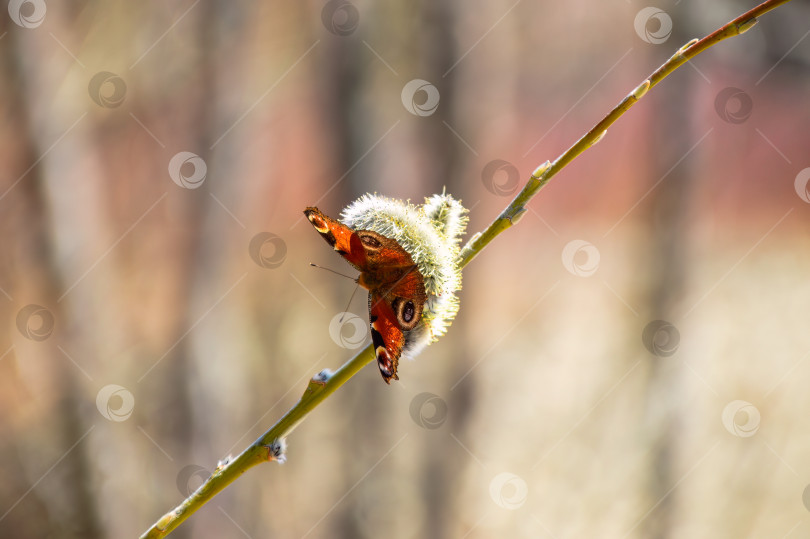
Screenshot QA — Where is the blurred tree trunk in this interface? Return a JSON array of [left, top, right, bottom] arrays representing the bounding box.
[[411, 1, 472, 538], [415, 0, 462, 192], [639, 7, 694, 538], [0, 14, 102, 539], [317, 11, 372, 539], [154, 2, 219, 538]]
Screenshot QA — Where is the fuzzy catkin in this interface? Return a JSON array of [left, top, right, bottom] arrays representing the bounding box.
[[340, 193, 468, 357]]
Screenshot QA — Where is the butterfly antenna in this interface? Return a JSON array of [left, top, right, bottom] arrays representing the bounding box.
[[309, 263, 357, 281], [309, 264, 362, 323], [340, 283, 361, 323]]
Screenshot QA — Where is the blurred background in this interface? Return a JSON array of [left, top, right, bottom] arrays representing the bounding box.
[[1, 0, 809, 537]]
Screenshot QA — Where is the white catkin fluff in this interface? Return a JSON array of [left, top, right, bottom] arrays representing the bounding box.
[[340, 193, 468, 358]]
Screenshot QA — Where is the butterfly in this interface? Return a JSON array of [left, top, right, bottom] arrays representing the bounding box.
[[304, 207, 427, 383]]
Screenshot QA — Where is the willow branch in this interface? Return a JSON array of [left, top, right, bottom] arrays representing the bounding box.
[[140, 345, 375, 538], [140, 1, 793, 536], [458, 0, 791, 267]]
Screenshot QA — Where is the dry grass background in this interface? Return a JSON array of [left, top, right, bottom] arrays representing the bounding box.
[[1, 1, 809, 538]]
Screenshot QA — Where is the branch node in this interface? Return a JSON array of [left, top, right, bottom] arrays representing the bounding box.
[[312, 368, 333, 385], [500, 207, 527, 225], [156, 510, 176, 531], [215, 455, 233, 471], [589, 130, 607, 147], [736, 17, 758, 34], [303, 369, 333, 397], [631, 79, 651, 100], [677, 38, 700, 55], [264, 438, 287, 463], [531, 160, 551, 179]]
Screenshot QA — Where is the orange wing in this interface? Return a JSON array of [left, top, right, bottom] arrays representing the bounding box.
[[305, 206, 427, 383], [304, 207, 369, 271], [369, 290, 404, 383], [369, 266, 425, 383]]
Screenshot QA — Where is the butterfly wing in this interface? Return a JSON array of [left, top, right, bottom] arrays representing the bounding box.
[[369, 266, 426, 383], [369, 290, 404, 383], [304, 207, 368, 271], [357, 228, 427, 382], [305, 206, 427, 383]]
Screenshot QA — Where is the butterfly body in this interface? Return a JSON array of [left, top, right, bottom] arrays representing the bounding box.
[[305, 207, 427, 383]]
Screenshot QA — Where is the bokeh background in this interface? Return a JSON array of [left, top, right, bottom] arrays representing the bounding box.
[[1, 1, 810, 538]]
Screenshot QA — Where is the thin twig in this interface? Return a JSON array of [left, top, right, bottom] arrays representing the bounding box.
[[140, 1, 793, 536], [458, 0, 790, 267]]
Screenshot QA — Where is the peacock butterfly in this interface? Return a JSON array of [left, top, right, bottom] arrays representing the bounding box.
[[304, 207, 427, 384]]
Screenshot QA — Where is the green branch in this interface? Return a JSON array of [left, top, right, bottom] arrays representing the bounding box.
[[458, 0, 791, 267], [140, 1, 793, 536], [140, 346, 375, 539]]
